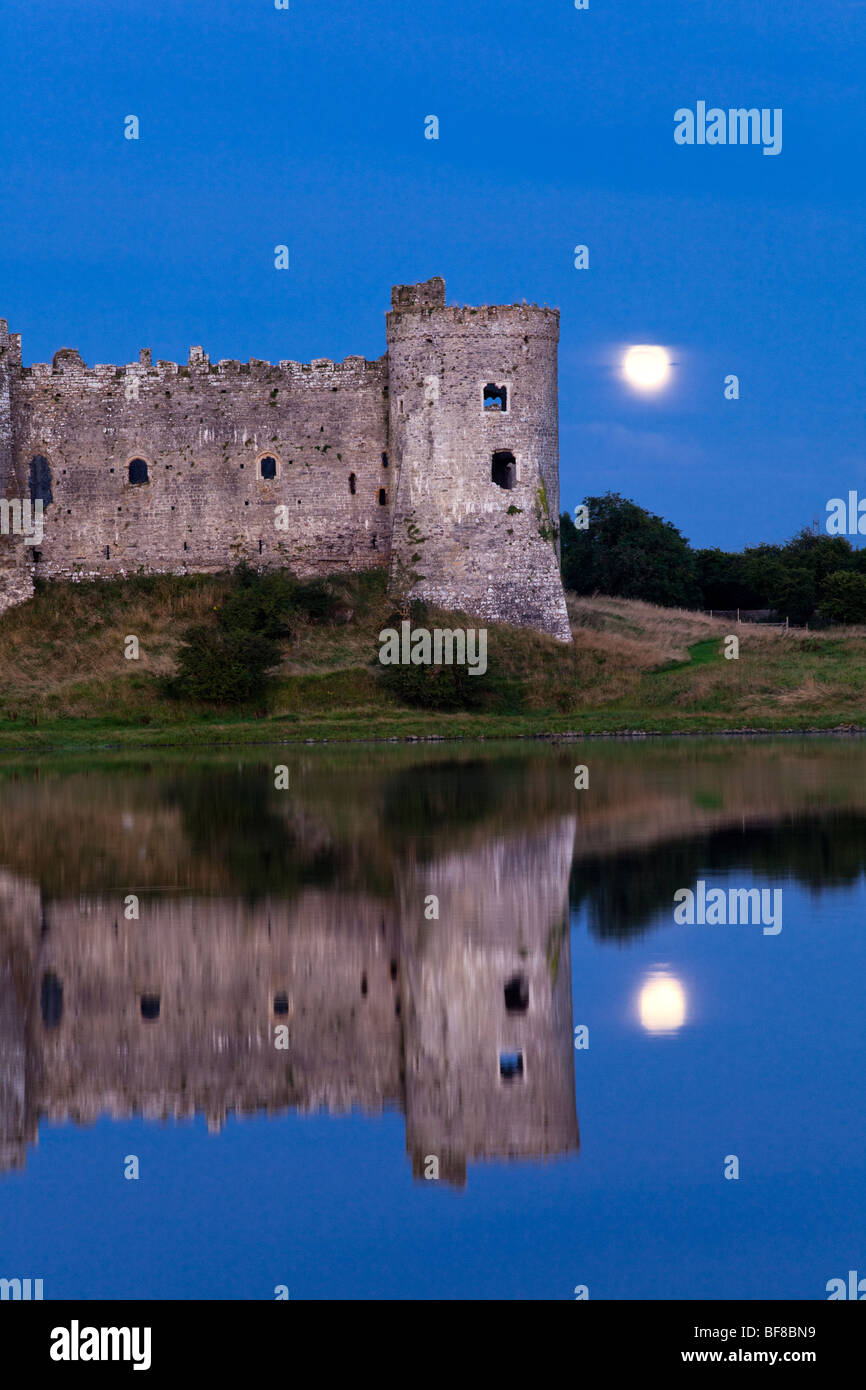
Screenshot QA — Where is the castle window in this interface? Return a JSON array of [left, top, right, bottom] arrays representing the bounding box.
[[28, 455, 53, 507], [491, 451, 516, 490], [381, 452, 389, 468], [378, 488, 388, 506], [260, 455, 278, 480], [349, 473, 356, 495], [499, 1050, 524, 1082], [504, 975, 529, 1014], [483, 382, 508, 412], [273, 991, 289, 1016], [40, 972, 63, 1028], [140, 994, 161, 1021], [128, 457, 149, 485]]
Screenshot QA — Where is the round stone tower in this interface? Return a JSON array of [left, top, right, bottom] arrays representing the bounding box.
[[386, 278, 571, 642]]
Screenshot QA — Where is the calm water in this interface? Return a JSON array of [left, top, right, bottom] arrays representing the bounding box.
[[1, 738, 864, 1300]]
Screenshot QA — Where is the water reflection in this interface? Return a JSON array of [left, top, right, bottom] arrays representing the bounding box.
[[637, 969, 688, 1035], [0, 817, 580, 1187], [3, 737, 866, 1189]]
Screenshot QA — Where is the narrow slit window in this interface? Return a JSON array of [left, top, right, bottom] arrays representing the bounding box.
[[29, 455, 53, 507]]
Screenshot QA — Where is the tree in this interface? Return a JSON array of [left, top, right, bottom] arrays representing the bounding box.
[[771, 566, 816, 626], [560, 492, 700, 608], [820, 570, 866, 625]]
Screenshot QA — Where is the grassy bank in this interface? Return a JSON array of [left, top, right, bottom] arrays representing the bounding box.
[[0, 569, 864, 750]]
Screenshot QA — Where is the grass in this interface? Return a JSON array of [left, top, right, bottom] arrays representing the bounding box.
[[0, 571, 865, 750]]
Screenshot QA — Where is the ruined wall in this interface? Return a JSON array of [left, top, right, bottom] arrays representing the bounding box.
[[12, 349, 390, 582], [0, 322, 34, 613], [0, 280, 573, 640], [386, 278, 571, 642]]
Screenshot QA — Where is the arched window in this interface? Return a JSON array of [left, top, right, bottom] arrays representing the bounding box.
[[260, 455, 278, 480], [29, 455, 52, 507], [128, 457, 149, 485], [491, 451, 516, 490]]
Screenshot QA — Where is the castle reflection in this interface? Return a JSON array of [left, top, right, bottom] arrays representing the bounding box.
[[5, 737, 866, 1187], [0, 815, 580, 1187]]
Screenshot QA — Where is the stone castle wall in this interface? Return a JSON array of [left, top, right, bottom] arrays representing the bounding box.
[[0, 279, 572, 641]]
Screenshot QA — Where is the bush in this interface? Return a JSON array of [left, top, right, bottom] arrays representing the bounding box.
[[375, 608, 522, 712], [168, 564, 298, 706], [217, 564, 295, 640], [168, 625, 282, 704], [292, 577, 346, 624]]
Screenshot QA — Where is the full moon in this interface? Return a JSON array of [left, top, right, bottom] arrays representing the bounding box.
[[623, 344, 671, 391]]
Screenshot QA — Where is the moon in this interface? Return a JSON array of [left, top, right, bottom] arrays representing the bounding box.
[[623, 344, 671, 391]]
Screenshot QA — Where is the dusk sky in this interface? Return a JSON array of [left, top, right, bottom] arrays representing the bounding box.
[[2, 0, 862, 550]]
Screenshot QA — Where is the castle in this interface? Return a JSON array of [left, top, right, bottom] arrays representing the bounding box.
[[0, 277, 571, 641]]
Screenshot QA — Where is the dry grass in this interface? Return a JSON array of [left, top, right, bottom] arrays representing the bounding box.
[[1, 572, 865, 733]]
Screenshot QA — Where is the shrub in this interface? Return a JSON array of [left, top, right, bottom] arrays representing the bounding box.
[[168, 625, 281, 704]]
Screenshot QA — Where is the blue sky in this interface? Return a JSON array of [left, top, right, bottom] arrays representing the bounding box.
[[1, 0, 862, 549]]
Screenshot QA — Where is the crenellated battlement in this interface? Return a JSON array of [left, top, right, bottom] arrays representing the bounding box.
[[21, 350, 384, 382]]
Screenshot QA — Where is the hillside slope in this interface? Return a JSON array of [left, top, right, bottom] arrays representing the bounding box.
[[0, 570, 864, 747]]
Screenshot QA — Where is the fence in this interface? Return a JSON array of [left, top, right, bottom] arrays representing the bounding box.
[[705, 609, 790, 630]]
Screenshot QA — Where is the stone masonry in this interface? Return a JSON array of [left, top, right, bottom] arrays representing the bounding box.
[[0, 279, 571, 641]]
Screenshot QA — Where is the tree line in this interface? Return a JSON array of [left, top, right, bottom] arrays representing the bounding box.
[[560, 493, 866, 625]]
